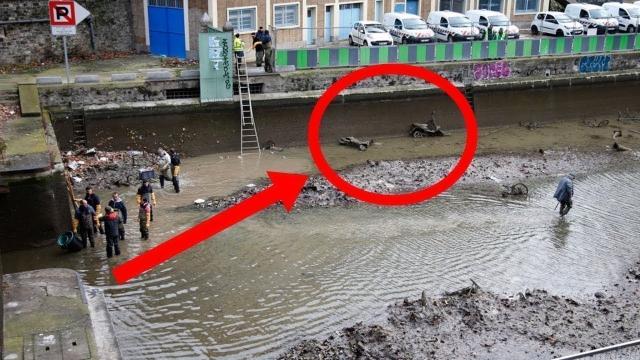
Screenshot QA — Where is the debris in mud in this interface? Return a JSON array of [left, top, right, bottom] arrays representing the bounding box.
[[197, 150, 628, 212], [263, 140, 284, 152], [62, 148, 157, 191], [409, 110, 446, 137], [279, 260, 640, 360], [519, 121, 542, 130], [583, 119, 610, 128], [612, 130, 631, 152], [617, 109, 640, 123], [339, 137, 373, 151], [501, 182, 528, 197]]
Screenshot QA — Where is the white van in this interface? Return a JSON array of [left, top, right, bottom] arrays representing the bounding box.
[[602, 2, 640, 33], [382, 12, 436, 43], [466, 10, 520, 39], [565, 3, 618, 34], [426, 10, 482, 42]]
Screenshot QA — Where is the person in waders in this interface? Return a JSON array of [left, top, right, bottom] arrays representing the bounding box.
[[99, 206, 122, 258], [169, 148, 181, 193], [137, 180, 156, 222], [139, 197, 152, 240], [84, 186, 103, 234], [554, 173, 575, 216], [73, 199, 96, 248]]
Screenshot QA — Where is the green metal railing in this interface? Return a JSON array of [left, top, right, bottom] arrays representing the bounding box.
[[275, 34, 640, 69]]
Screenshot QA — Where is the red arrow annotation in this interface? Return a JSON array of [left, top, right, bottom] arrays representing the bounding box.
[[113, 171, 308, 284]]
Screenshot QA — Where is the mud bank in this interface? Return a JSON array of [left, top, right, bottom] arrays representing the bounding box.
[[198, 149, 638, 211], [279, 261, 640, 360]]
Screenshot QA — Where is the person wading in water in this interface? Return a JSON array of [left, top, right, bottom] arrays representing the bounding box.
[[554, 173, 575, 216]]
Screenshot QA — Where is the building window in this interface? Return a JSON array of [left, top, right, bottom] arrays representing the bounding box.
[[515, 0, 538, 13], [228, 7, 257, 33], [149, 0, 184, 8], [274, 3, 300, 27], [439, 0, 465, 13], [479, 0, 501, 12], [394, 2, 406, 12]]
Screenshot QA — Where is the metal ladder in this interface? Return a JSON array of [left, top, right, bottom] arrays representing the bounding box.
[[71, 109, 88, 148], [235, 55, 261, 155]]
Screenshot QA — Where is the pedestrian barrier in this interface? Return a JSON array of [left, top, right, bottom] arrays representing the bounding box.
[[275, 33, 640, 70]]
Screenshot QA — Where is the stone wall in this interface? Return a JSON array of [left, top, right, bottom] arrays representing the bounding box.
[[0, 0, 135, 65]]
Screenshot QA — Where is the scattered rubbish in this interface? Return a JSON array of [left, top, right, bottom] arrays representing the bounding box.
[[617, 109, 640, 123], [138, 168, 156, 181], [99, 157, 108, 162], [612, 130, 631, 152], [501, 183, 528, 197], [67, 161, 79, 170], [85, 148, 97, 155], [410, 110, 446, 137], [519, 121, 542, 130], [72, 176, 83, 183], [246, 184, 256, 188], [488, 175, 502, 183], [583, 119, 609, 128], [194, 199, 206, 208], [263, 140, 284, 152], [128, 150, 143, 156], [339, 137, 373, 151]]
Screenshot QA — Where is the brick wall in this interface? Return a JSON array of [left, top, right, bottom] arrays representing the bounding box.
[[0, 0, 135, 65]]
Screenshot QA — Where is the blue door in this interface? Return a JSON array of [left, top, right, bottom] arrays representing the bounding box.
[[148, 0, 185, 58], [339, 3, 362, 40], [406, 0, 419, 15]]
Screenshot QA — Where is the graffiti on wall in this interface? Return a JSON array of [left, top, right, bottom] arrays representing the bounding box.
[[473, 61, 511, 81], [579, 55, 611, 73]]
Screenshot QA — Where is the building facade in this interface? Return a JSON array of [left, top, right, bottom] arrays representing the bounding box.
[[131, 0, 551, 59]]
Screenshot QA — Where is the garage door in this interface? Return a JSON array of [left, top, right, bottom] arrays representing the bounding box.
[[339, 3, 362, 40], [406, 0, 419, 15], [148, 0, 186, 58]]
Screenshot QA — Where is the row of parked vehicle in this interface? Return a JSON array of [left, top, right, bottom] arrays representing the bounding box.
[[349, 2, 640, 47]]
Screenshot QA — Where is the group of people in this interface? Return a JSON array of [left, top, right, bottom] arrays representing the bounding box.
[[232, 27, 275, 73], [484, 25, 509, 41], [72, 148, 182, 258]]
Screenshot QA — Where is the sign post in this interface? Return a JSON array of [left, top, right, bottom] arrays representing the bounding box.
[[48, 0, 91, 84]]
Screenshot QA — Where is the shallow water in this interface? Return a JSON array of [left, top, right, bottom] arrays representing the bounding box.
[[4, 161, 640, 359]]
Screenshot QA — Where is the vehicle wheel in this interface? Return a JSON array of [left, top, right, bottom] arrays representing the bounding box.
[[358, 144, 367, 151], [531, 25, 539, 35], [364, 40, 369, 47], [447, 35, 453, 42], [556, 29, 564, 37], [412, 130, 424, 138], [628, 25, 636, 33], [401, 37, 407, 44], [510, 183, 528, 196], [349, 36, 354, 46]]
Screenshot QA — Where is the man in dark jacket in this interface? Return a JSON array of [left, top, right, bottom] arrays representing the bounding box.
[[554, 173, 575, 216], [252, 29, 265, 67], [262, 30, 274, 73], [99, 206, 122, 258], [84, 186, 102, 234], [108, 192, 127, 223], [74, 199, 96, 248], [169, 148, 181, 193]]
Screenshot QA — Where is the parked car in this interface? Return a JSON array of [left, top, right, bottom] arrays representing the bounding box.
[[531, 11, 584, 36], [565, 3, 618, 34], [466, 10, 520, 39], [349, 21, 395, 46], [382, 12, 436, 43], [426, 11, 482, 42], [602, 2, 640, 33]]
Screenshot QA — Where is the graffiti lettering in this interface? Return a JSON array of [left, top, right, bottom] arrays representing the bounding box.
[[473, 61, 511, 81], [579, 55, 611, 73]]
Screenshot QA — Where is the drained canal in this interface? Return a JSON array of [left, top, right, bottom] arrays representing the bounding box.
[[3, 155, 640, 358]]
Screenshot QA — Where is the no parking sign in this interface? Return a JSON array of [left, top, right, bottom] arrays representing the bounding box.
[[49, 0, 90, 36]]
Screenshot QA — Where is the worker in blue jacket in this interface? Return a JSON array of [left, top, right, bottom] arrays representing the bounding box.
[[553, 173, 575, 216]]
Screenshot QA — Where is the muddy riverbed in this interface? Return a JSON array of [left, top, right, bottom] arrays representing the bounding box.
[[281, 261, 640, 359], [4, 119, 640, 359]]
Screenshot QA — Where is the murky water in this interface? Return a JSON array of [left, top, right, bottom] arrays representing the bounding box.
[[3, 148, 640, 358]]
